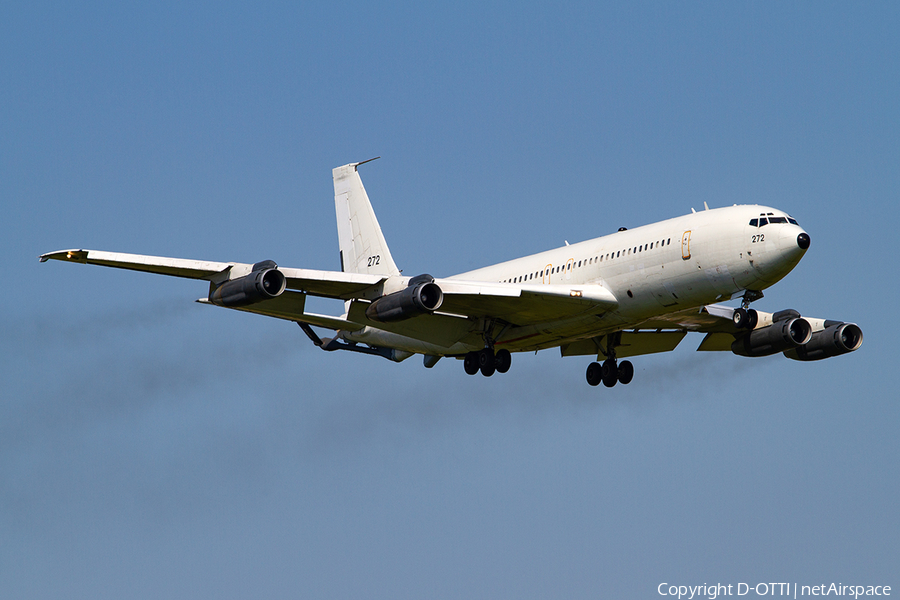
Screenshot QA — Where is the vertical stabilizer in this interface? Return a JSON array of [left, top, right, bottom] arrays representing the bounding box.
[[333, 161, 401, 276]]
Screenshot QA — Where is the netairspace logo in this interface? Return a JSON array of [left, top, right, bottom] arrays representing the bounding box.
[[657, 583, 892, 600]]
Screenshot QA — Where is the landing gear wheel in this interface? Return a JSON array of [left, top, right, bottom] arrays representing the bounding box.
[[586, 362, 602, 386], [601, 359, 618, 388], [463, 352, 479, 375], [617, 360, 634, 385], [478, 348, 495, 377], [733, 307, 749, 329], [746, 308, 758, 329], [495, 349, 512, 374]]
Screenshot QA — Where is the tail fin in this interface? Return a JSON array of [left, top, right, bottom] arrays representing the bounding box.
[[333, 160, 401, 276]]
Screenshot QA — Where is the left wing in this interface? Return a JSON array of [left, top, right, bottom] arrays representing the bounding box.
[[39, 249, 384, 299], [40, 249, 619, 348]]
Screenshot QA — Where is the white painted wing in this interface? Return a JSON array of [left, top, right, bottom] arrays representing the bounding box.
[[39, 249, 385, 299], [39, 249, 231, 279], [436, 280, 618, 325]]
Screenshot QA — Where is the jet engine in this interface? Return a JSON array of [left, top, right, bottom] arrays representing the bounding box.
[[732, 310, 812, 357], [783, 322, 863, 361], [209, 260, 286, 307], [365, 274, 443, 322]]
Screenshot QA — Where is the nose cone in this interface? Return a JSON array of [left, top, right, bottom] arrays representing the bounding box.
[[797, 232, 811, 250]]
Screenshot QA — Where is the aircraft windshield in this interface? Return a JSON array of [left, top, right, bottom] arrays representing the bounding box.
[[750, 213, 799, 227]]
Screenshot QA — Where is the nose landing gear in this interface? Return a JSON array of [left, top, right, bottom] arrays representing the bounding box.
[[733, 307, 759, 329], [734, 290, 764, 329]]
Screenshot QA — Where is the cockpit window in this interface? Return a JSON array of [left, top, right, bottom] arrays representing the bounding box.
[[755, 212, 798, 227]]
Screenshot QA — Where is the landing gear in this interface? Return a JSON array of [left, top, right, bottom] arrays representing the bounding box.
[[733, 307, 759, 329], [478, 348, 495, 377], [495, 349, 512, 374], [585, 358, 634, 388], [463, 347, 512, 377], [586, 361, 602, 386], [464, 352, 479, 375], [734, 291, 762, 329], [600, 359, 616, 387], [617, 360, 634, 385]]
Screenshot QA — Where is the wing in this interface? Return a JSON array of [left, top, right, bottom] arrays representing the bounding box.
[[39, 249, 384, 299], [39, 248, 617, 338]]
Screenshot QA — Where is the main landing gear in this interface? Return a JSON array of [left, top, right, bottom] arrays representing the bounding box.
[[464, 348, 512, 377], [585, 358, 634, 388]]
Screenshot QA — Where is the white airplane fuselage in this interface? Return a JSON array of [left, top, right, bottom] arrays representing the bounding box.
[[343, 204, 809, 355]]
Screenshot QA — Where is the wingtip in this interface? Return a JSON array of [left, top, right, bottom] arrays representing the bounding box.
[[39, 249, 89, 263]]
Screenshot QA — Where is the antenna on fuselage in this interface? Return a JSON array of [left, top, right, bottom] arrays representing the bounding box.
[[704, 202, 710, 211]]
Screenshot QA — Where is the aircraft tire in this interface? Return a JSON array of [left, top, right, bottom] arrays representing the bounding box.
[[586, 362, 602, 386], [601, 359, 618, 388], [747, 308, 759, 329], [464, 352, 479, 375], [733, 308, 748, 328], [478, 349, 495, 376], [495, 349, 512, 373], [617, 360, 634, 385]]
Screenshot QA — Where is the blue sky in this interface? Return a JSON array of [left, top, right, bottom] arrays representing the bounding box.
[[3, 2, 899, 598]]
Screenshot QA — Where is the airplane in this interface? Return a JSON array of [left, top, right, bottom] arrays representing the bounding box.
[[40, 159, 863, 388]]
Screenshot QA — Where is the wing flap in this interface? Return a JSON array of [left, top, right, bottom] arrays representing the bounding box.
[[632, 303, 739, 333], [346, 301, 474, 348], [436, 281, 618, 326], [197, 290, 364, 331], [280, 267, 383, 299], [560, 330, 688, 358]]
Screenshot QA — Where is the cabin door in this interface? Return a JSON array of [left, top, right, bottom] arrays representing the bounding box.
[[681, 231, 692, 260]]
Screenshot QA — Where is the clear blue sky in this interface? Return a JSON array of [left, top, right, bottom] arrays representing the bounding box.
[[3, 2, 898, 598]]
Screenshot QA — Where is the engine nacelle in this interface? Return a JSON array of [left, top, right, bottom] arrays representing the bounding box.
[[732, 316, 812, 357], [365, 275, 443, 322], [783, 322, 863, 361], [209, 261, 286, 307]]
